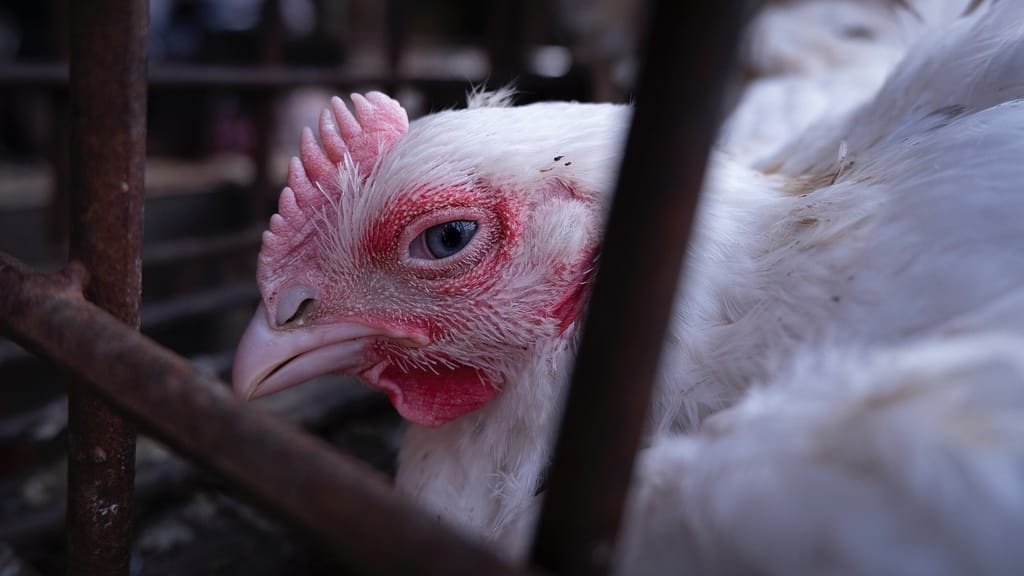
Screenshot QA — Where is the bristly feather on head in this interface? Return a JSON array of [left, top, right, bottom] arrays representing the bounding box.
[[466, 85, 517, 109]]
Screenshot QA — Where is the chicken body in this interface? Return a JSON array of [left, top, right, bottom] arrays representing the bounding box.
[[234, 1, 1024, 573]]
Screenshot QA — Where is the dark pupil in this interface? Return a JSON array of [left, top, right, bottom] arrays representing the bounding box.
[[426, 220, 478, 259]]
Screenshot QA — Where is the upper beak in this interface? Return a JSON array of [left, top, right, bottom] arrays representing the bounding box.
[[232, 304, 394, 400]]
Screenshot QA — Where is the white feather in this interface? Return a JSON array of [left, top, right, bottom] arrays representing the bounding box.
[[313, 0, 1024, 572]]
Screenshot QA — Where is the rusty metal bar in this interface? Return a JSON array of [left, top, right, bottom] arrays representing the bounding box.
[[0, 254, 537, 576], [0, 434, 197, 549], [0, 63, 483, 89], [530, 1, 745, 575], [0, 366, 371, 548], [66, 0, 149, 573], [1, 283, 258, 366]]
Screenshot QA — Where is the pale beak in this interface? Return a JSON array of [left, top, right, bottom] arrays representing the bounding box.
[[232, 304, 394, 400]]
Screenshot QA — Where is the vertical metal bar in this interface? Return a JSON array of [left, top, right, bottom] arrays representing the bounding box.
[[66, 0, 149, 574], [384, 0, 407, 95], [530, 1, 744, 575], [487, 0, 526, 86]]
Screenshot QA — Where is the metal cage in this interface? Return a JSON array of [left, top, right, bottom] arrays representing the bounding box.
[[0, 1, 743, 574]]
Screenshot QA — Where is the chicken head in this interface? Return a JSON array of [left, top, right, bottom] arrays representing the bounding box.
[[233, 92, 627, 426]]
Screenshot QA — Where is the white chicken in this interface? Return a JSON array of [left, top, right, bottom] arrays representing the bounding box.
[[233, 0, 1024, 573]]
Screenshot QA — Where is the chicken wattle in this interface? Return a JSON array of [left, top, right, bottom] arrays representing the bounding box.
[[234, 1, 1024, 573]]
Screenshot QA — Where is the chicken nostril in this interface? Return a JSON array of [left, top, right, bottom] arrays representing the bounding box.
[[285, 298, 316, 326], [276, 284, 318, 328]]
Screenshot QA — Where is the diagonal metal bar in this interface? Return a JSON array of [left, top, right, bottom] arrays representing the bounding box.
[[66, 0, 149, 573], [530, 1, 746, 575], [0, 253, 539, 576], [0, 64, 483, 90]]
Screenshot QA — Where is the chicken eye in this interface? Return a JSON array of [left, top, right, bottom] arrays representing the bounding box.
[[410, 220, 478, 260]]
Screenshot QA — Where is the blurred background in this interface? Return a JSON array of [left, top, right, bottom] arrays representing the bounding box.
[[0, 1, 643, 574]]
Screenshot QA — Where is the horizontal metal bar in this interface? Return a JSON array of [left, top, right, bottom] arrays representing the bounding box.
[[0, 63, 482, 89], [530, 1, 746, 575], [7, 229, 263, 274], [140, 282, 259, 331], [1, 283, 258, 366], [0, 252, 538, 576], [141, 228, 262, 267], [1, 282, 258, 366]]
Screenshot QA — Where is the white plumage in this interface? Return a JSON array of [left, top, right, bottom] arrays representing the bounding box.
[[233, 0, 1024, 573]]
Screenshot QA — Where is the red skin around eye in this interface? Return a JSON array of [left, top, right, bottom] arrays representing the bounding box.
[[362, 186, 478, 258], [362, 185, 526, 261], [350, 184, 584, 426]]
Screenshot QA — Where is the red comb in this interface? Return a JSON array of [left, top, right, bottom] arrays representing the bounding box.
[[260, 92, 408, 281]]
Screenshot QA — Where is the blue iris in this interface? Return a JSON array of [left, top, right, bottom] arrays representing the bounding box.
[[424, 220, 478, 259]]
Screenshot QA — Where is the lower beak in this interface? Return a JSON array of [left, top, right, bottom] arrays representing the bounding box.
[[232, 304, 390, 400]]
